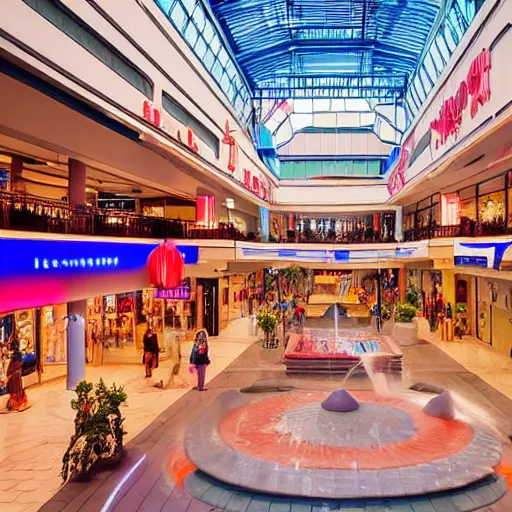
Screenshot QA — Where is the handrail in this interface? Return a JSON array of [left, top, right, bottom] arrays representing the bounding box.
[[1, 191, 508, 243]]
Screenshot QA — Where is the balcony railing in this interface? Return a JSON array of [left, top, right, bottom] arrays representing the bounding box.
[[1, 192, 510, 243], [403, 218, 511, 241], [0, 191, 247, 241]]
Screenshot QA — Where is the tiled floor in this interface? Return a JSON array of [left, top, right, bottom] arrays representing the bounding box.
[[417, 318, 512, 401], [2, 316, 512, 511], [37, 321, 512, 512], [0, 318, 258, 512]]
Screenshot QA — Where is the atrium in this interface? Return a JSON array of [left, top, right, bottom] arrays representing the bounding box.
[[0, 0, 511, 511]]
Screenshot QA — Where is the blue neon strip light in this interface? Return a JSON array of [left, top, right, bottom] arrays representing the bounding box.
[[0, 239, 198, 278], [454, 256, 488, 268]]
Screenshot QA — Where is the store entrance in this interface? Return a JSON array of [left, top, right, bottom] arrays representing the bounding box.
[[200, 279, 219, 337]]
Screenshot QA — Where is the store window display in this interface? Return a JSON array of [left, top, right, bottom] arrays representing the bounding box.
[[86, 297, 103, 365], [117, 294, 136, 348], [478, 176, 506, 232], [41, 305, 67, 364]]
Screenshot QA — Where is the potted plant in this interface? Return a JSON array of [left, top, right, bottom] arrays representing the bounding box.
[[392, 302, 419, 346], [61, 379, 127, 483], [405, 287, 421, 309], [257, 309, 278, 348]]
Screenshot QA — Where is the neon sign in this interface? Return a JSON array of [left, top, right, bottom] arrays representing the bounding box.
[[143, 100, 160, 127], [431, 49, 491, 148], [243, 169, 269, 201], [222, 120, 238, 173], [34, 257, 119, 270], [154, 286, 191, 300], [387, 134, 415, 197]]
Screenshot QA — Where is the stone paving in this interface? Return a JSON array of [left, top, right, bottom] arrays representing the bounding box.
[[417, 319, 512, 401], [36, 325, 512, 512], [0, 318, 258, 512], [2, 317, 512, 511]]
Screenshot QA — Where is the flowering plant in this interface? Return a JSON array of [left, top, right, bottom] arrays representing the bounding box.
[[61, 379, 127, 482]]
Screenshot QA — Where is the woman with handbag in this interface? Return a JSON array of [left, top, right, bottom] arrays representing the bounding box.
[[189, 330, 210, 391]]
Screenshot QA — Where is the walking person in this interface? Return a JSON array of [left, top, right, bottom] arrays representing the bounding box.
[[142, 326, 159, 378], [190, 330, 210, 391], [6, 336, 30, 412]]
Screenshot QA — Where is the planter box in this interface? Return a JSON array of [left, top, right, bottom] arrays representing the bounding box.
[[370, 317, 394, 335], [382, 320, 394, 336], [393, 321, 418, 346]]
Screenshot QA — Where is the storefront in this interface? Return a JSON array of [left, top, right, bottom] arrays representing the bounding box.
[[0, 236, 200, 387], [270, 212, 396, 243], [475, 276, 512, 357], [89, 286, 196, 365], [247, 271, 264, 314], [0, 302, 69, 396], [403, 169, 512, 238]]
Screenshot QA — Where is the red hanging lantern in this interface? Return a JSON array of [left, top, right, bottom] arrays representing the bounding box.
[[147, 242, 184, 289]]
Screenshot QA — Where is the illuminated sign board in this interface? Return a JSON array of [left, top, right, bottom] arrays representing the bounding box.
[[176, 246, 199, 265], [455, 256, 488, 267], [430, 49, 491, 149], [34, 256, 119, 271], [154, 286, 191, 300], [0, 239, 199, 279]]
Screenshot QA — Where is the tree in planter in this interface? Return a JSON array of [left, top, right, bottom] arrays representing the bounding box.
[[405, 286, 421, 310], [61, 379, 127, 483], [257, 309, 278, 348], [393, 303, 419, 346], [395, 303, 417, 323]]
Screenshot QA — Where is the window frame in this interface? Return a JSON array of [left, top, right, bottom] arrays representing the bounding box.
[[155, 0, 252, 124], [22, 0, 154, 98]]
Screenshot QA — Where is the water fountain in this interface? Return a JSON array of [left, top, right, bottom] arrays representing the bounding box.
[[178, 385, 506, 510], [170, 303, 507, 510], [284, 302, 402, 375], [172, 317, 508, 511]]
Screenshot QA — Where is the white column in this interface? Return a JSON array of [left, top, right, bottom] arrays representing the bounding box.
[[66, 300, 86, 390]]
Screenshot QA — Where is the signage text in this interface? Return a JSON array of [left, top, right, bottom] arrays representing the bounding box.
[[154, 286, 191, 300], [430, 49, 491, 148]]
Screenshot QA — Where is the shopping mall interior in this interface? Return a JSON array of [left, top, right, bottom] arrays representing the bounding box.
[[1, 0, 512, 510]]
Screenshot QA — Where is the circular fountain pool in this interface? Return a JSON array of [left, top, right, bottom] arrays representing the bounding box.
[[183, 390, 503, 499]]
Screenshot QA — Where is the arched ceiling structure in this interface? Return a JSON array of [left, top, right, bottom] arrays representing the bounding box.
[[207, 0, 442, 101]]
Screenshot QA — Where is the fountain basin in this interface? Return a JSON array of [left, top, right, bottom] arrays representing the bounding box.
[[184, 471, 507, 512], [184, 390, 502, 499], [284, 329, 402, 374]]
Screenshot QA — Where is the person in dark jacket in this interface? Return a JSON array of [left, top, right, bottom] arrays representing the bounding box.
[[190, 330, 210, 391], [142, 327, 159, 378]]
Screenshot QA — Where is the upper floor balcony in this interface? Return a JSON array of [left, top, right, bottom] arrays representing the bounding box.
[[2, 190, 512, 246]]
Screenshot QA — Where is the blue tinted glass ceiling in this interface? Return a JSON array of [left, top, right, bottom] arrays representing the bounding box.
[[207, 0, 442, 100]]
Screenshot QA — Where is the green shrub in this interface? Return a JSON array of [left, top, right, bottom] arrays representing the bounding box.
[[405, 287, 421, 309], [62, 379, 127, 482], [381, 303, 392, 321], [455, 303, 467, 314], [257, 310, 278, 333], [395, 303, 417, 323]]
